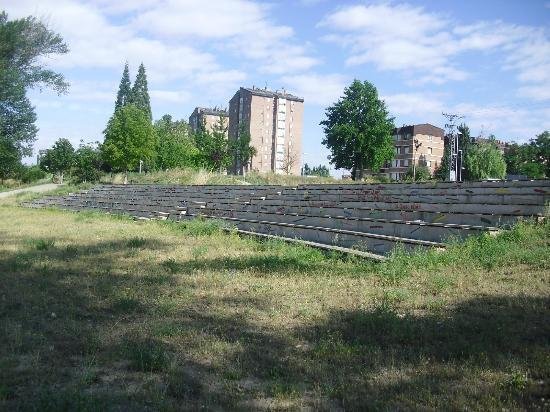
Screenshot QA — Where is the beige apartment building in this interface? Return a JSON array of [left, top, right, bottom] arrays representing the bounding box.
[[228, 87, 304, 175], [381, 123, 445, 180], [189, 107, 228, 135]]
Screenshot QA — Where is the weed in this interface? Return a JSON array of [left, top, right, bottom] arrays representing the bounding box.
[[121, 335, 169, 372], [192, 245, 209, 260], [32, 238, 55, 251], [126, 237, 148, 248], [162, 258, 182, 273]]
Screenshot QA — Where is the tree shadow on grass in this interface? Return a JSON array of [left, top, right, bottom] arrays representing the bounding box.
[[290, 294, 550, 409], [1, 230, 548, 410]]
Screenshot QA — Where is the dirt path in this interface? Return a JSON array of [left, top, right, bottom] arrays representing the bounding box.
[[0, 183, 61, 198]]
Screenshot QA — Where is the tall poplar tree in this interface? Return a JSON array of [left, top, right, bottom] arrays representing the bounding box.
[[114, 62, 131, 111], [129, 63, 152, 121]]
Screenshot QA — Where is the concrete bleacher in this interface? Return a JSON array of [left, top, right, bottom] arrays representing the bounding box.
[[25, 180, 549, 260]]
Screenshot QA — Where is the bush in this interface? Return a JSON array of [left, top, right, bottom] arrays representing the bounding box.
[[73, 143, 102, 183], [19, 165, 46, 183], [404, 165, 431, 181]]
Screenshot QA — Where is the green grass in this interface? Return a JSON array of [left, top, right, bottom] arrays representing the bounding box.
[[0, 203, 548, 410]]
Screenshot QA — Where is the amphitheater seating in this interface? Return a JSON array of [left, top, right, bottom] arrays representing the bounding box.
[[25, 180, 549, 259]]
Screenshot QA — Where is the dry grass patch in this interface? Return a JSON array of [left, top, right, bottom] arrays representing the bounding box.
[[0, 203, 548, 410]]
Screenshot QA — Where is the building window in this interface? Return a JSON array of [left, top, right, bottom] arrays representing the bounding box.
[[428, 147, 433, 155]]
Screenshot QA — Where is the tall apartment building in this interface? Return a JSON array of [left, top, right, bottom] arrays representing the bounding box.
[[381, 123, 445, 180], [228, 87, 304, 175], [188, 107, 228, 135]]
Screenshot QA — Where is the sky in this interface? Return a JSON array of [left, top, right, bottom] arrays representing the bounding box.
[[5, 0, 550, 173]]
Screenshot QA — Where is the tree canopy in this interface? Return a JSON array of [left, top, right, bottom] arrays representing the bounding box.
[[505, 131, 549, 178], [129, 63, 152, 121], [114, 62, 131, 111], [40, 138, 75, 183], [194, 116, 231, 172], [321, 80, 395, 180], [101, 104, 156, 176], [230, 123, 257, 175], [0, 11, 68, 180], [465, 141, 506, 180], [155, 115, 199, 170]]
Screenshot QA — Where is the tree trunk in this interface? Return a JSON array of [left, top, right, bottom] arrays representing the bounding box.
[[124, 171, 128, 185], [351, 166, 357, 181], [59, 172, 64, 184]]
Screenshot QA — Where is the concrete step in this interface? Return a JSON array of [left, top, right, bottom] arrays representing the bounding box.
[[182, 200, 523, 227], [181, 213, 445, 255], [186, 206, 497, 242]]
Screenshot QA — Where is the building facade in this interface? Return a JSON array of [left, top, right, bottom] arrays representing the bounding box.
[[189, 107, 228, 135], [228, 87, 304, 175], [381, 123, 445, 180]]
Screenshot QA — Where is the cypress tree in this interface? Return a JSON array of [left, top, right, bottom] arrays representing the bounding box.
[[114, 62, 131, 111], [129, 63, 152, 121]]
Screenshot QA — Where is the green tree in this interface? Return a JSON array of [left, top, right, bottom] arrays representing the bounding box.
[[230, 123, 257, 175], [0, 11, 68, 180], [101, 105, 156, 183], [457, 123, 474, 180], [465, 142, 506, 180], [73, 142, 102, 183], [405, 165, 431, 181], [129, 63, 152, 121], [311, 165, 330, 177], [321, 80, 395, 180], [434, 144, 451, 181], [504, 131, 549, 178], [529, 131, 549, 177], [303, 163, 330, 177], [40, 138, 75, 183], [194, 116, 231, 172], [155, 115, 199, 170], [114, 62, 132, 111]]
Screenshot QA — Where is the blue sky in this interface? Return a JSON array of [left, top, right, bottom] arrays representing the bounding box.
[[5, 0, 550, 173]]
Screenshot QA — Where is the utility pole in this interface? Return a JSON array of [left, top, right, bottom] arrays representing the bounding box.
[[442, 112, 464, 182]]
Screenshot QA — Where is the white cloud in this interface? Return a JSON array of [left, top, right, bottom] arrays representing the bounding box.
[[131, 0, 319, 75], [319, 3, 459, 82], [280, 73, 348, 106], [382, 91, 549, 142], [319, 3, 550, 95], [382, 92, 445, 119]]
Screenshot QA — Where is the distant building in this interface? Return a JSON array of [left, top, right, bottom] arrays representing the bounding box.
[[475, 137, 509, 154], [380, 123, 445, 180], [228, 86, 304, 175], [188, 107, 228, 135]]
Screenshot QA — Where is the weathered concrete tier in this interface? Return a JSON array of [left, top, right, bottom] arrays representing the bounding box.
[[25, 180, 549, 258], [181, 214, 445, 255], [184, 206, 496, 242]]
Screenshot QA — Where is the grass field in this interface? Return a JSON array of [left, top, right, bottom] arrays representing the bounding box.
[[0, 199, 549, 410]]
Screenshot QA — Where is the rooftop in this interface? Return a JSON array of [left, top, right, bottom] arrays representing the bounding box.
[[394, 123, 445, 137], [194, 107, 228, 117], [242, 86, 304, 102]]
